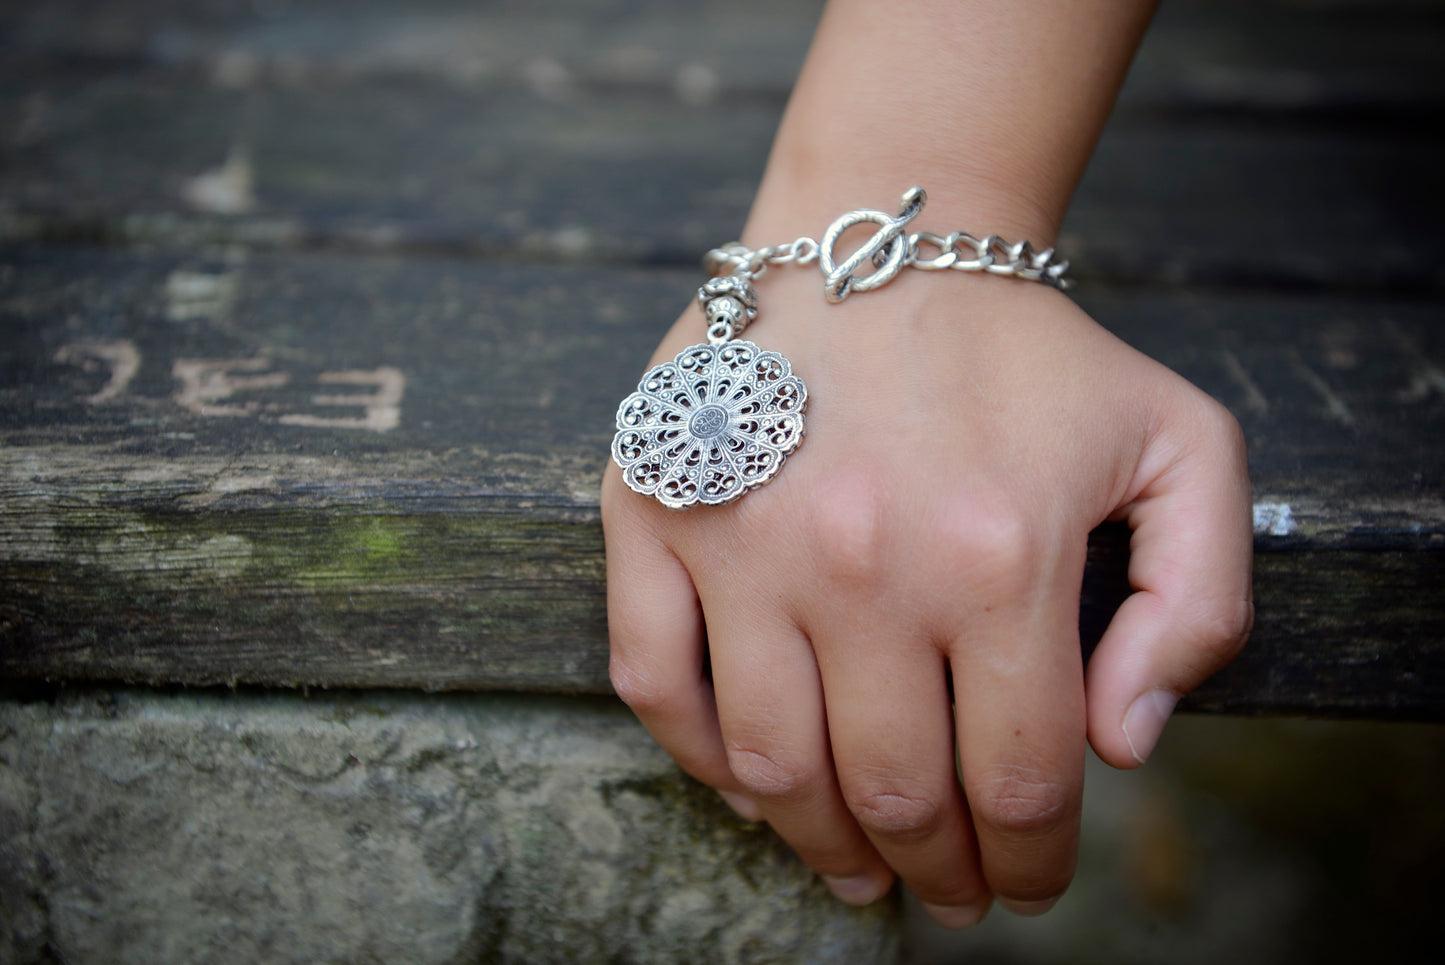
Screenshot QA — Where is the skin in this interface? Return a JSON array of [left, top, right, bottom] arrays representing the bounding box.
[[602, 0, 1253, 928]]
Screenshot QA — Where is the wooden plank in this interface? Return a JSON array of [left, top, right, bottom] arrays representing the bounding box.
[[4, 244, 1440, 527], [2, 244, 1440, 714], [1067, 123, 1445, 292], [0, 59, 777, 261], [2, 5, 1442, 287], [1189, 549, 1445, 717], [5, 1, 1441, 112], [1125, 1, 1445, 114], [0, 0, 822, 95], [0, 460, 612, 693]]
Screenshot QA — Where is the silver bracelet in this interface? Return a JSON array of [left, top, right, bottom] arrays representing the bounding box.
[[611, 187, 1072, 509]]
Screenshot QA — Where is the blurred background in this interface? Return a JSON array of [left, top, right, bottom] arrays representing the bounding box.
[[906, 715, 1445, 963]]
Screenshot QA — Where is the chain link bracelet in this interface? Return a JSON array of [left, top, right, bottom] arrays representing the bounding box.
[[611, 187, 1073, 509]]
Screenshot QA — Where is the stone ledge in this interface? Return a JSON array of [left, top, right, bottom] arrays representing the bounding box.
[[0, 689, 899, 965]]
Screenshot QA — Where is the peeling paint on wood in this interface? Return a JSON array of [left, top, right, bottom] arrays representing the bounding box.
[[1253, 502, 1296, 538]]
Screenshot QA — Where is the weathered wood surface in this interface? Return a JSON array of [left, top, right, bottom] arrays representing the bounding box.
[[2, 2, 1442, 287], [2, 245, 1441, 713], [2, 1, 1442, 715]]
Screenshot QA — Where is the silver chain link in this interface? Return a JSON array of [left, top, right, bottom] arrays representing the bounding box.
[[703, 187, 1073, 296], [704, 238, 820, 278], [904, 230, 1072, 288]]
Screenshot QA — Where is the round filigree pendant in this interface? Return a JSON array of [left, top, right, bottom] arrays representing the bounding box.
[[612, 340, 807, 509]]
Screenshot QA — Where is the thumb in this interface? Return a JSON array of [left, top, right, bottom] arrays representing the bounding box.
[[1086, 399, 1254, 768]]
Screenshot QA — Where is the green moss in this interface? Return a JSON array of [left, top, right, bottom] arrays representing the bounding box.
[[292, 515, 416, 583]]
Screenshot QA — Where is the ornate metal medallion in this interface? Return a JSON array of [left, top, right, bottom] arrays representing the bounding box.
[[612, 340, 806, 509]]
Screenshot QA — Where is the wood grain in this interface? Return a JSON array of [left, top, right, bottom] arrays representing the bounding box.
[[2, 247, 1440, 713], [2, 3, 1441, 287]]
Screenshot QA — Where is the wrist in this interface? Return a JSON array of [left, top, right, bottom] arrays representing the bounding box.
[[743, 114, 1066, 251], [738, 0, 1157, 250]]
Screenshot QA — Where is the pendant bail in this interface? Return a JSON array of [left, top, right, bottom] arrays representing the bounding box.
[[698, 275, 758, 344]]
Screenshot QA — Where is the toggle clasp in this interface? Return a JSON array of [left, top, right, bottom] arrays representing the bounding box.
[[818, 186, 926, 303]]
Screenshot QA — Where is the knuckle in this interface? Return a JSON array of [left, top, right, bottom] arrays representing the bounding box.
[[809, 467, 891, 582], [1218, 407, 1247, 457], [725, 743, 817, 800], [939, 491, 1040, 594], [1181, 595, 1254, 668], [608, 655, 670, 715], [971, 765, 1078, 839], [1192, 393, 1248, 465], [843, 780, 948, 841], [1205, 393, 1245, 439]]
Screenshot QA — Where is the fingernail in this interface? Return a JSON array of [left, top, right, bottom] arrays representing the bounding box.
[[822, 874, 889, 906], [1122, 688, 1180, 764], [719, 790, 763, 822], [999, 896, 1059, 917], [922, 901, 989, 930]]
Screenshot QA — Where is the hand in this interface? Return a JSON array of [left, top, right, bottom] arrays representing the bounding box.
[[602, 267, 1252, 926]]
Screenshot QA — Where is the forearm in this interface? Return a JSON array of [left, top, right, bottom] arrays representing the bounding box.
[[744, 0, 1157, 246]]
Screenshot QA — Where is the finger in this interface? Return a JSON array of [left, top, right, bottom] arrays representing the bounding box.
[[946, 522, 1088, 912], [603, 483, 743, 805], [1086, 401, 1254, 769], [817, 624, 992, 928], [706, 603, 897, 906]]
